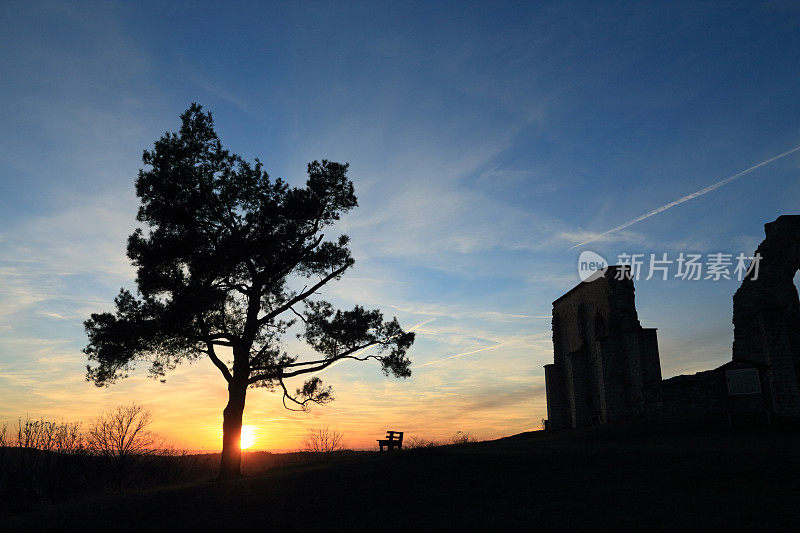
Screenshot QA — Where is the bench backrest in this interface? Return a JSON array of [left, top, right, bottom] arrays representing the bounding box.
[[385, 431, 403, 443]]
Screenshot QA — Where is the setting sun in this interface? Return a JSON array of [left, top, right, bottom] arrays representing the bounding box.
[[240, 425, 256, 450]]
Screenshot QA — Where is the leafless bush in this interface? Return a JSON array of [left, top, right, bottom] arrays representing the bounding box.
[[16, 416, 58, 451], [407, 435, 439, 449], [449, 431, 477, 444], [54, 422, 83, 454], [87, 403, 157, 490], [88, 404, 156, 456], [302, 426, 346, 454], [0, 416, 93, 513], [0, 410, 223, 514], [0, 423, 6, 468]]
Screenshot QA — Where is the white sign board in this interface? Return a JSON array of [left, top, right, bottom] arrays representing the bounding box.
[[726, 368, 761, 396]]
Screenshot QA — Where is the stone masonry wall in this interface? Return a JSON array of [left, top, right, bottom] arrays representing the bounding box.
[[545, 266, 662, 428]]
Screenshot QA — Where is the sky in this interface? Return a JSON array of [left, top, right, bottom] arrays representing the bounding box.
[[1, 1, 799, 451]]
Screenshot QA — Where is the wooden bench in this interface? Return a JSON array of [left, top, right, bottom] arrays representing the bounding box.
[[377, 430, 403, 451]]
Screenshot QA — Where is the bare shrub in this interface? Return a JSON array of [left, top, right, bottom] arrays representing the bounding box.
[[54, 422, 83, 455], [0, 417, 94, 511], [0, 422, 7, 480], [302, 426, 346, 454], [0, 410, 226, 513], [449, 431, 477, 444], [87, 404, 157, 490], [16, 416, 57, 450], [407, 435, 439, 449]]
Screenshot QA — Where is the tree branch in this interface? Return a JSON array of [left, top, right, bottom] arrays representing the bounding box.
[[278, 379, 312, 412], [247, 342, 382, 384], [258, 263, 350, 325], [288, 305, 307, 323], [208, 334, 234, 347], [196, 312, 233, 382], [206, 345, 232, 382]]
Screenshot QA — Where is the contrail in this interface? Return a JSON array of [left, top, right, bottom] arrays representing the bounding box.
[[568, 144, 800, 249], [410, 317, 438, 330], [412, 342, 507, 369], [411, 331, 553, 369]]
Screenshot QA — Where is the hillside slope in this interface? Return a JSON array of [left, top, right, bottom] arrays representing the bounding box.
[[8, 419, 800, 531]]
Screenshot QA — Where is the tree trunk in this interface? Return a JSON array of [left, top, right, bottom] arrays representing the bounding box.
[[219, 381, 247, 479]]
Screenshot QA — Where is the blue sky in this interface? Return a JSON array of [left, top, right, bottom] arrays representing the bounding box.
[[1, 1, 799, 449]]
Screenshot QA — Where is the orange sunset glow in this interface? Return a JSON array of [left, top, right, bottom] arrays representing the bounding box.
[[105, 350, 542, 452]]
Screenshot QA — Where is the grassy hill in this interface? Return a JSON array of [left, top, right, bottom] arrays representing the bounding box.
[[8, 417, 800, 531]]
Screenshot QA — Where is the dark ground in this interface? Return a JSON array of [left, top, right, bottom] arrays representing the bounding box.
[[7, 417, 800, 531]]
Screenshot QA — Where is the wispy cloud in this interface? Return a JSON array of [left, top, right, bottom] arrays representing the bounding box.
[[0, 194, 137, 331], [558, 229, 649, 247]]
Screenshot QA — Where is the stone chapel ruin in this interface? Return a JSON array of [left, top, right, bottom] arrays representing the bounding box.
[[544, 215, 800, 429]]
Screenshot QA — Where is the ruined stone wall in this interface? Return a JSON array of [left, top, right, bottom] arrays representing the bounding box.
[[733, 215, 800, 416], [653, 360, 770, 419], [544, 216, 800, 429], [548, 270, 613, 428], [545, 267, 662, 428], [657, 370, 727, 416], [544, 363, 569, 429]]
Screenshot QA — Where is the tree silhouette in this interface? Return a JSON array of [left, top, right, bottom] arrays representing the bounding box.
[[84, 104, 415, 479]]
